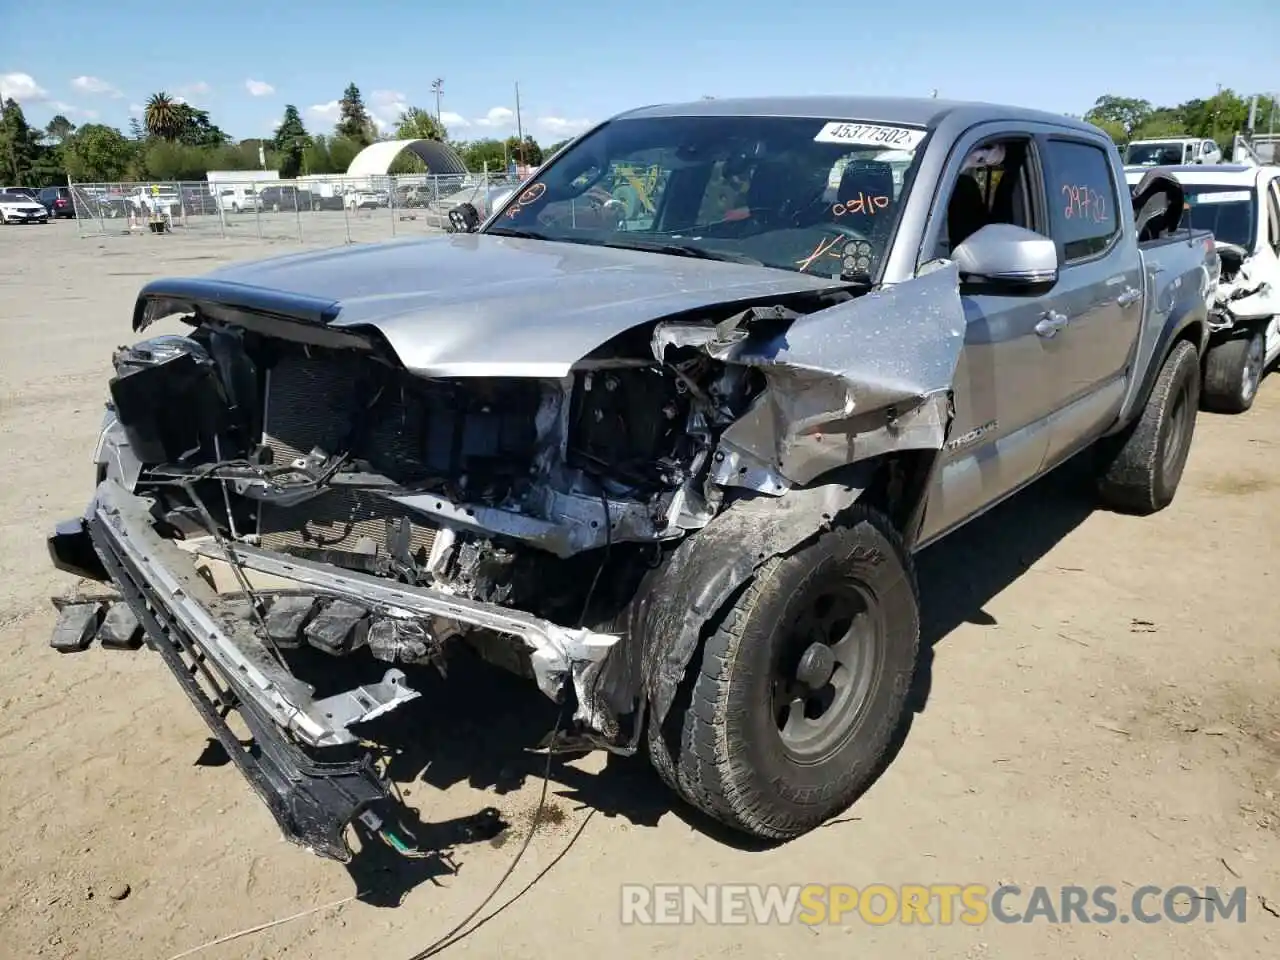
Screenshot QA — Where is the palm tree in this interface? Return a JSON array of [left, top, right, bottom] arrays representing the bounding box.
[[144, 92, 181, 140]]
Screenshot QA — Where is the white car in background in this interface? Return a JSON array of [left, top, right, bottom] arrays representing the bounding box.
[[1127, 163, 1280, 412], [0, 189, 50, 223]]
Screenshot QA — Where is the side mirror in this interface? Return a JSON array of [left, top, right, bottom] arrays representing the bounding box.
[[953, 223, 1059, 295]]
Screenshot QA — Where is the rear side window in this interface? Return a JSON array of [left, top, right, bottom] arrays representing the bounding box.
[[1044, 139, 1120, 262], [1268, 181, 1280, 254]]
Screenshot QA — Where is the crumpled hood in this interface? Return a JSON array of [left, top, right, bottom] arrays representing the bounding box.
[[139, 233, 852, 376]]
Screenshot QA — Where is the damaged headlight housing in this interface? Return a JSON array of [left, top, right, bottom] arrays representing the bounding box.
[[109, 335, 228, 464]]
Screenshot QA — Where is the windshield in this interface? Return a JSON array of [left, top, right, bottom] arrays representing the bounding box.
[[1125, 142, 1187, 166], [1180, 186, 1257, 250], [484, 114, 928, 280]]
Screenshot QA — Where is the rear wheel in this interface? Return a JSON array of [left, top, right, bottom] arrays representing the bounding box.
[[648, 507, 919, 840], [1202, 327, 1265, 414], [1096, 339, 1199, 515]]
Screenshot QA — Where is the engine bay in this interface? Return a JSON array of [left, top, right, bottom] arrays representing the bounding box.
[[102, 313, 775, 661]]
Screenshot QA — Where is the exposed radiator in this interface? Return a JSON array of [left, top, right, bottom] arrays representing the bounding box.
[[256, 353, 438, 560]]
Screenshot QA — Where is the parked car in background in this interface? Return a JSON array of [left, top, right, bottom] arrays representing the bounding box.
[[38, 186, 76, 218], [50, 96, 1219, 862], [215, 186, 262, 213], [1124, 137, 1222, 169], [1123, 164, 1280, 412], [0, 190, 51, 223], [1, 186, 39, 200], [345, 189, 389, 210], [258, 185, 315, 212], [182, 187, 219, 216]]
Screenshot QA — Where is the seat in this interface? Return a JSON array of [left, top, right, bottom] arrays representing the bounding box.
[[945, 174, 989, 252], [831, 160, 896, 237]]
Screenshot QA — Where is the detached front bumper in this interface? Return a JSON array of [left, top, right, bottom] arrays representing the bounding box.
[[49, 479, 618, 859]]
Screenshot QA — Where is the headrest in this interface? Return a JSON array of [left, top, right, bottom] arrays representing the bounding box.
[[838, 160, 894, 205]]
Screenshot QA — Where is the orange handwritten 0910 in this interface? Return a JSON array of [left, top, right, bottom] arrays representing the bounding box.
[[833, 193, 890, 217], [518, 182, 547, 205], [1061, 183, 1108, 224]]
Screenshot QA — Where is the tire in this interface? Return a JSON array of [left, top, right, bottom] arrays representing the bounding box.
[[1096, 338, 1199, 515], [1202, 327, 1265, 414], [648, 507, 919, 840]]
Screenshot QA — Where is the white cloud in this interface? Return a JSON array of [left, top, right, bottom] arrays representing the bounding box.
[[70, 75, 123, 98], [307, 100, 341, 123], [535, 116, 593, 138], [0, 72, 48, 102], [371, 89, 405, 107], [440, 110, 469, 129], [128, 103, 144, 114], [474, 106, 514, 128], [245, 79, 274, 97], [175, 81, 210, 97]]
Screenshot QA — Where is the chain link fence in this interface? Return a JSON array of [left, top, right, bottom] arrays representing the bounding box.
[[68, 172, 523, 245]]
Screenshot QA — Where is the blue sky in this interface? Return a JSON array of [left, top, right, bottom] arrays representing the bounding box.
[[3, 0, 1277, 142]]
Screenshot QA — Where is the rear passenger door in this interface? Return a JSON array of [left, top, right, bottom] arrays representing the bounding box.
[[1035, 137, 1141, 470]]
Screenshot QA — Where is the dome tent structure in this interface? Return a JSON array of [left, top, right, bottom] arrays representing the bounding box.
[[345, 139, 468, 176]]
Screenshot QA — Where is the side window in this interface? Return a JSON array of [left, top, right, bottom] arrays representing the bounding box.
[[932, 137, 1037, 260], [1043, 139, 1120, 263], [1267, 182, 1280, 255]]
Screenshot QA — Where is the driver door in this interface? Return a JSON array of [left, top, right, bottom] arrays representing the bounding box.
[[915, 128, 1064, 546]]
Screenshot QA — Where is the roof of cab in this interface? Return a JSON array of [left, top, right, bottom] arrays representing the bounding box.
[[611, 95, 1102, 136]]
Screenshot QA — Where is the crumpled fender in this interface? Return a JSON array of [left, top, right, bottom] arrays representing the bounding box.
[[587, 477, 872, 742], [710, 263, 966, 493], [585, 265, 968, 746]]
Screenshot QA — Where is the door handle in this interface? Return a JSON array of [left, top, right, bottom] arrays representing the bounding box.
[[1116, 287, 1142, 307], [1035, 311, 1068, 338]]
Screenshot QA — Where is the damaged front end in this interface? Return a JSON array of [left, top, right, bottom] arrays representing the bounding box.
[[1210, 242, 1279, 330], [49, 263, 965, 859]]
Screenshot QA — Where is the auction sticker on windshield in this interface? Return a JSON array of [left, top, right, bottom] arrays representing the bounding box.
[[813, 122, 927, 149], [1190, 191, 1250, 204]]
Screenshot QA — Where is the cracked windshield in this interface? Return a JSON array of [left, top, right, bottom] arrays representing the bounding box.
[[487, 115, 924, 280]]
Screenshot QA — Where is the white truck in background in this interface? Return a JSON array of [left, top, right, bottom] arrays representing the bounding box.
[[1126, 163, 1280, 411], [1124, 137, 1222, 169]]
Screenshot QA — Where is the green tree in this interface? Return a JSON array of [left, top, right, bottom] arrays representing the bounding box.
[[335, 83, 374, 146], [0, 99, 42, 184], [302, 134, 338, 174], [145, 92, 182, 139], [45, 114, 76, 143], [63, 124, 134, 182], [1090, 118, 1128, 145], [272, 104, 311, 178], [394, 106, 447, 142], [459, 138, 507, 172], [544, 138, 572, 158], [1084, 95, 1152, 137], [172, 103, 230, 148], [328, 136, 363, 171], [127, 117, 145, 141], [504, 134, 543, 166]]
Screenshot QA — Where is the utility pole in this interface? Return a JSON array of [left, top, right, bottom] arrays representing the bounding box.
[[515, 81, 524, 166], [431, 78, 443, 124]]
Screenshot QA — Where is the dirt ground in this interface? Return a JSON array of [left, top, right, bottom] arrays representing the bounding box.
[[1, 222, 1277, 960]]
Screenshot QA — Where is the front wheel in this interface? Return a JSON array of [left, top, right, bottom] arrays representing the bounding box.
[[1096, 339, 1200, 515], [649, 507, 919, 840], [1202, 327, 1265, 414]]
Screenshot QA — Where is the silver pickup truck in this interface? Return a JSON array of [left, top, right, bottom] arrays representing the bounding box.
[[48, 96, 1218, 861]]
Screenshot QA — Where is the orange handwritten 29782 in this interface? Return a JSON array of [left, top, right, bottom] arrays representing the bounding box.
[[833, 193, 890, 217], [1061, 184, 1108, 224]]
